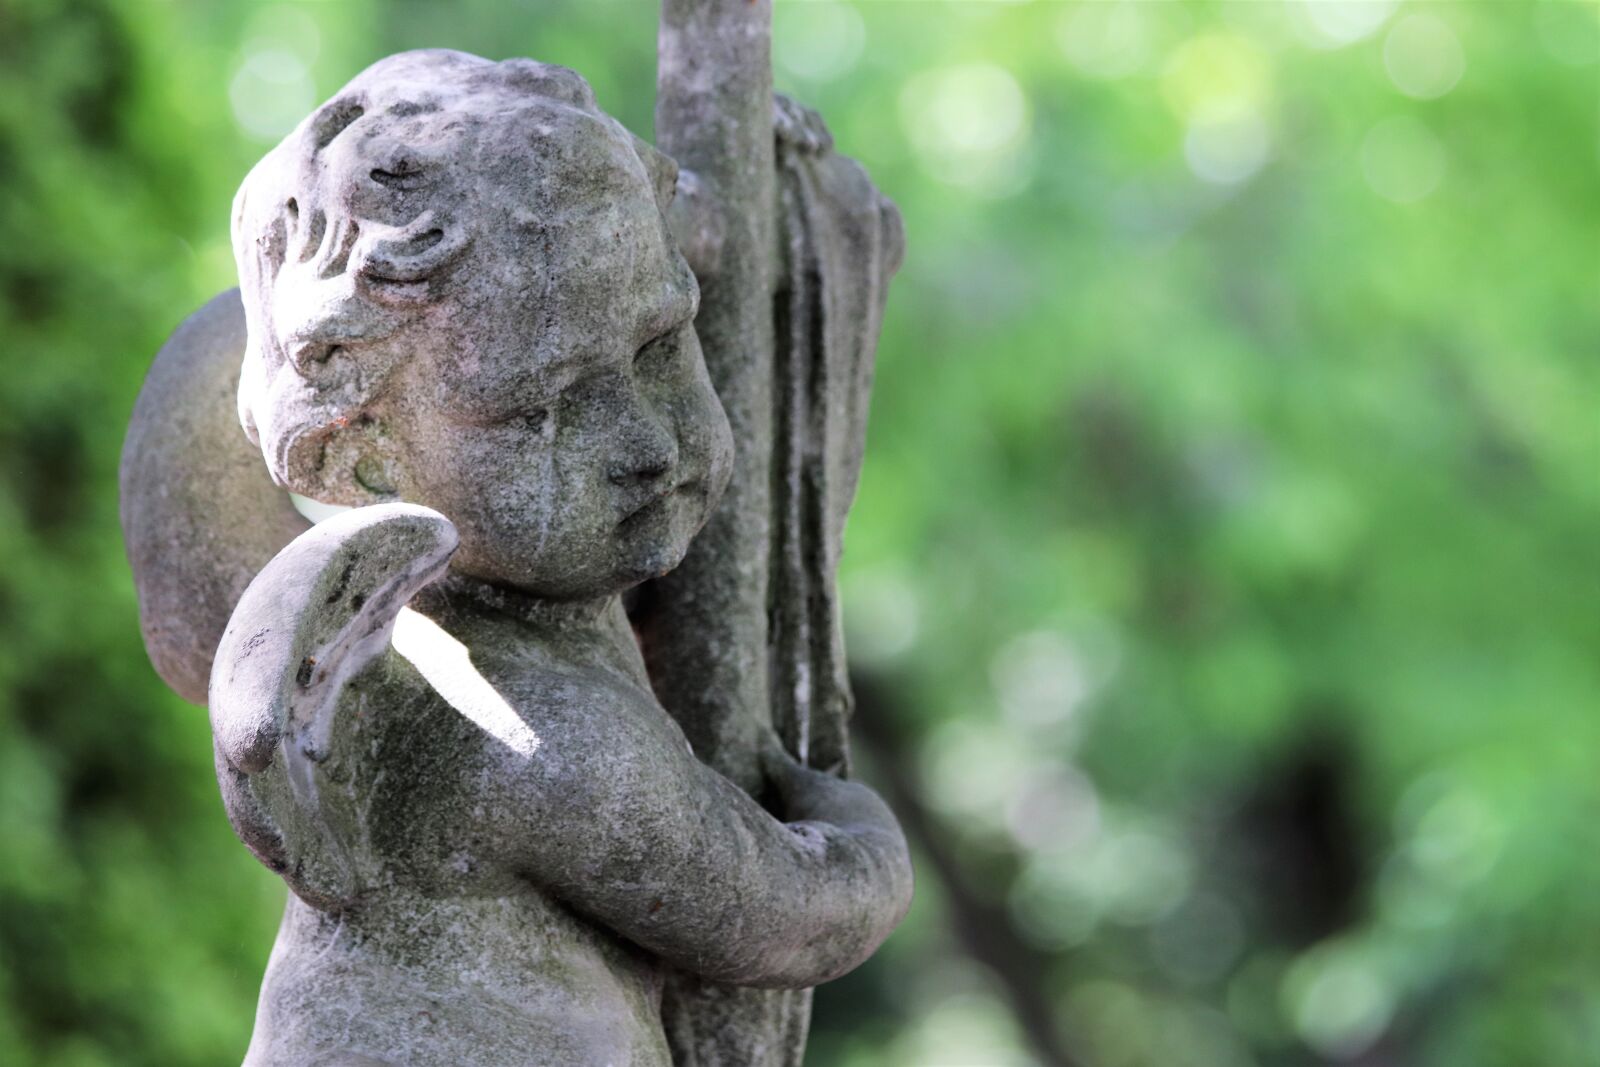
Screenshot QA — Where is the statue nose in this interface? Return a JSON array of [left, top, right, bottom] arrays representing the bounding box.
[[609, 410, 679, 485]]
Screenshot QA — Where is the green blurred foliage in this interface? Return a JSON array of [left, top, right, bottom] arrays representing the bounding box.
[[0, 1, 1595, 1065]]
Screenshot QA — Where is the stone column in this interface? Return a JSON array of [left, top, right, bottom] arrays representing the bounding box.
[[645, 3, 812, 1064]]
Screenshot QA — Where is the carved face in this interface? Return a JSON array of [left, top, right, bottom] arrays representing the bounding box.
[[389, 190, 731, 596], [352, 140, 730, 597], [235, 53, 733, 598]]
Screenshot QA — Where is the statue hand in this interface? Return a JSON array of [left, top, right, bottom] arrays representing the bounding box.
[[773, 94, 833, 156], [209, 503, 458, 775], [531, 718, 912, 988], [759, 733, 894, 834]]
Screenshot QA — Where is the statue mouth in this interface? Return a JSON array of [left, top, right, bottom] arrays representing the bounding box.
[[617, 481, 688, 531]]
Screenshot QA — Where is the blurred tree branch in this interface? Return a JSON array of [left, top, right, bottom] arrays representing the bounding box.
[[852, 671, 1084, 1067]]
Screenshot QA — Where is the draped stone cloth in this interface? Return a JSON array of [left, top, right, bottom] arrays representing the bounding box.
[[769, 95, 905, 780], [652, 101, 909, 1067]]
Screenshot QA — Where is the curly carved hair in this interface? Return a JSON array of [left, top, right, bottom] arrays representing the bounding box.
[[233, 49, 679, 503]]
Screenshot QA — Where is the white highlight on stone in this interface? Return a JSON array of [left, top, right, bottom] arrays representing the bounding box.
[[391, 607, 542, 758], [289, 492, 350, 525]]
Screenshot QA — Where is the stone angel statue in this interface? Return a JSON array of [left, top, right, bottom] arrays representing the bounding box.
[[122, 43, 908, 1067]]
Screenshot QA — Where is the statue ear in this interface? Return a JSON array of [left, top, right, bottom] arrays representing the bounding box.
[[273, 409, 403, 507], [633, 135, 680, 216]]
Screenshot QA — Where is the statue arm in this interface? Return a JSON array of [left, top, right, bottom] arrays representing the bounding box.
[[204, 500, 910, 988], [520, 719, 913, 990]]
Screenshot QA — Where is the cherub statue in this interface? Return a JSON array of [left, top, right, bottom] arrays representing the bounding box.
[[124, 51, 911, 1065]]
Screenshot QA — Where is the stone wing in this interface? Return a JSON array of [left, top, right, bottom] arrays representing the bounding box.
[[119, 289, 308, 704]]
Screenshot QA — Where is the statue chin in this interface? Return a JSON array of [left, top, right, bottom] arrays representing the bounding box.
[[618, 490, 705, 580]]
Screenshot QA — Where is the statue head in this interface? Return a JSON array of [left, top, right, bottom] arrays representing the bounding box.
[[232, 50, 733, 598]]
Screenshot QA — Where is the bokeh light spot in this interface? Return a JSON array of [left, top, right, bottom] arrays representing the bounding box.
[[900, 63, 1033, 195], [892, 989, 1038, 1067], [1010, 858, 1101, 950], [1282, 940, 1395, 1058], [920, 717, 1037, 824], [1408, 785, 1504, 885], [229, 48, 315, 142], [1360, 115, 1445, 203], [1150, 893, 1247, 987], [1162, 32, 1274, 186], [1056, 0, 1160, 80], [1383, 15, 1465, 100], [1535, 0, 1600, 67], [1095, 826, 1194, 926], [1162, 32, 1271, 124], [1005, 761, 1100, 852], [1288, 0, 1397, 49], [1185, 112, 1271, 186], [775, 1, 866, 84], [843, 567, 921, 665], [991, 629, 1091, 731], [242, 5, 322, 67]]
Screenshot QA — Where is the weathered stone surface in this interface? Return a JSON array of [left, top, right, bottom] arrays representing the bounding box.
[[643, 84, 909, 1065], [119, 289, 308, 704], [121, 49, 912, 1065], [643, 5, 812, 1060], [769, 93, 906, 778]]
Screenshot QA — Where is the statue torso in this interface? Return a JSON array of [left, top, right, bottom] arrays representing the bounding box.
[[225, 595, 680, 1067]]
